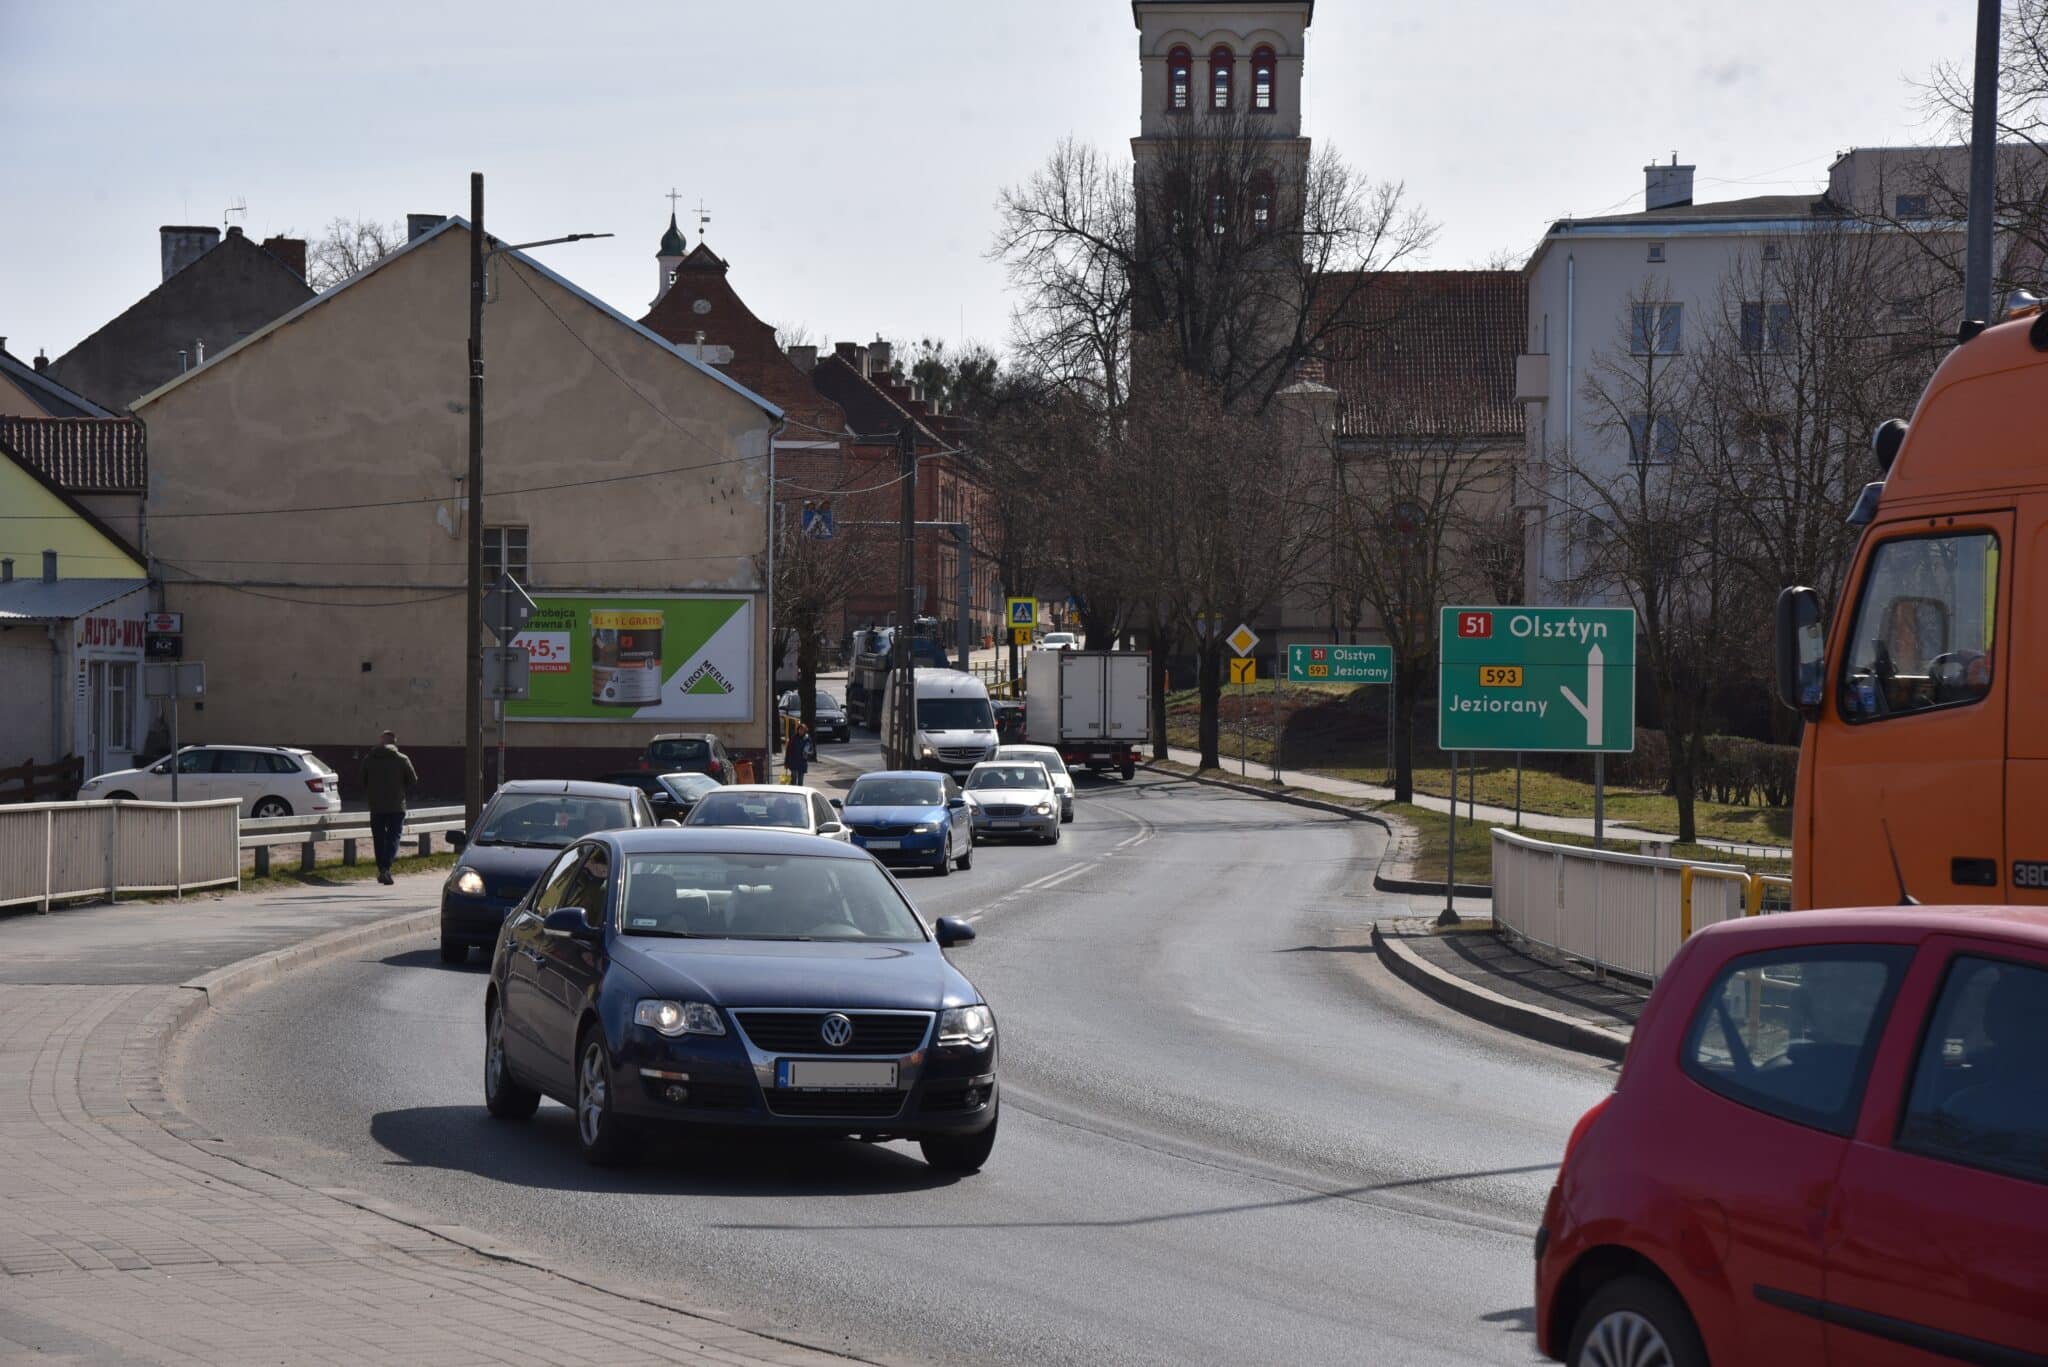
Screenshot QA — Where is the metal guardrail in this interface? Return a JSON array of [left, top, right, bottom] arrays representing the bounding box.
[[1491, 828, 1786, 984], [239, 805, 465, 877], [0, 798, 241, 911]]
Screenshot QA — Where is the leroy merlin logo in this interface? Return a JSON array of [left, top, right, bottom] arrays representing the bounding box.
[[682, 661, 734, 696]]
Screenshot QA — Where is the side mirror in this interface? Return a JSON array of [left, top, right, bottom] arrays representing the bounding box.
[[659, 817, 682, 828], [1774, 586, 1826, 718], [818, 822, 845, 835], [543, 906, 603, 941], [934, 916, 976, 948], [828, 797, 843, 809], [947, 796, 967, 810], [447, 830, 467, 849]]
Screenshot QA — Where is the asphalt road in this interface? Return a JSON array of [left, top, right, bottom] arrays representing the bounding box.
[[172, 762, 1611, 1366]]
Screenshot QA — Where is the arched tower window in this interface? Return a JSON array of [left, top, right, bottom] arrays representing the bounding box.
[[1208, 174, 1231, 236], [1210, 46, 1234, 111], [1167, 46, 1191, 112], [1251, 172, 1276, 233], [1252, 47, 1277, 112]]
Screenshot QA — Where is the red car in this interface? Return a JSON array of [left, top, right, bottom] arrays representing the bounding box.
[[1537, 907, 2048, 1366]]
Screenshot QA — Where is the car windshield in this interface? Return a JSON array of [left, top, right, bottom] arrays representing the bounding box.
[[847, 777, 946, 807], [998, 747, 1068, 776], [685, 791, 812, 829], [648, 738, 710, 765], [657, 772, 721, 801], [969, 765, 1048, 791], [918, 698, 993, 730], [815, 691, 841, 710], [476, 794, 635, 847], [618, 852, 926, 941]]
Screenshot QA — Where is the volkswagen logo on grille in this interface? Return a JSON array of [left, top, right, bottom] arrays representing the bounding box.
[[819, 1013, 855, 1048]]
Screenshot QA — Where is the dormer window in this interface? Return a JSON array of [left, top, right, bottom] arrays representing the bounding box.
[[1252, 47, 1276, 112], [1167, 47, 1191, 111], [1210, 46, 1234, 110]]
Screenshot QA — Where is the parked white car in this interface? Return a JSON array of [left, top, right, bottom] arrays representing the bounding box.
[[680, 784, 850, 841], [1036, 631, 1078, 651], [994, 743, 1075, 822], [79, 744, 342, 818]]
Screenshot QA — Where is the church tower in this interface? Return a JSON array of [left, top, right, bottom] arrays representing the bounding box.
[[653, 210, 688, 308], [1130, 2, 1313, 186]]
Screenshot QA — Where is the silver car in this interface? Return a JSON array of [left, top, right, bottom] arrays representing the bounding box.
[[962, 761, 1061, 845]]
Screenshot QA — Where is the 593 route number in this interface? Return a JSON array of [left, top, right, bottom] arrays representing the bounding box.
[[1479, 666, 1524, 688]]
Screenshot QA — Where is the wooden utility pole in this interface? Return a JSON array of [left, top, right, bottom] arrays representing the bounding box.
[[892, 421, 918, 766], [464, 172, 486, 827]]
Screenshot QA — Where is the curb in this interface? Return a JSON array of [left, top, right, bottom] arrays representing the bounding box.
[[1146, 762, 1492, 898], [179, 907, 438, 1013], [1369, 922, 1629, 1062]]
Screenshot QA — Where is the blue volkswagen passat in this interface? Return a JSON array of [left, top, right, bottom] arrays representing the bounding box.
[[840, 770, 973, 875], [481, 827, 998, 1171]]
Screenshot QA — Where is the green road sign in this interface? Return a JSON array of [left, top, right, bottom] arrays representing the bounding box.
[[1438, 606, 1636, 752], [1286, 643, 1392, 684]]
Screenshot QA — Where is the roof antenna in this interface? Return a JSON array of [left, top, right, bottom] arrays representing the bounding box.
[[1880, 815, 1920, 906]]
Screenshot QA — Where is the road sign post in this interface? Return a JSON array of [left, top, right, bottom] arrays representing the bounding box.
[[1228, 626, 1258, 778], [143, 662, 205, 802]]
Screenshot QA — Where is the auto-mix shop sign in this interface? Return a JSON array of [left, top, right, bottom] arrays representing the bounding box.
[[506, 594, 754, 722], [1438, 606, 1636, 753]]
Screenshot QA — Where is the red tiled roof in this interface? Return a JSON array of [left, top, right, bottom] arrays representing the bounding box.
[[1316, 271, 1525, 441], [0, 416, 147, 492]]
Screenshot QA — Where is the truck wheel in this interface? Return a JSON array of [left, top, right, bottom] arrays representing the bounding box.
[[1121, 761, 1136, 780]]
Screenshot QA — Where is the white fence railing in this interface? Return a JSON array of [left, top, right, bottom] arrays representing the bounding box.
[[1491, 828, 1789, 983], [0, 799, 242, 911], [239, 805, 464, 876]]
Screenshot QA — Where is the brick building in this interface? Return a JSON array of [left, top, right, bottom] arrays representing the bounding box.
[[638, 220, 1000, 658]]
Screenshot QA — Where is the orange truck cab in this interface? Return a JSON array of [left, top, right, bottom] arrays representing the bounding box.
[[1777, 306, 2048, 910]]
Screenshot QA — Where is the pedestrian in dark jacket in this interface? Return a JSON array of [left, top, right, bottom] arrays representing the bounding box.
[[360, 730, 418, 884], [783, 722, 811, 787]]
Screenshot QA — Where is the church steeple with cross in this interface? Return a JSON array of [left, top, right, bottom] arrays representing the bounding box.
[[654, 188, 690, 305]]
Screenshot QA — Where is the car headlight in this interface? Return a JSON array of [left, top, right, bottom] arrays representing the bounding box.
[[1034, 801, 1054, 815], [454, 868, 485, 895], [911, 823, 936, 833], [938, 1004, 996, 1047], [919, 746, 937, 760], [634, 1000, 726, 1037]]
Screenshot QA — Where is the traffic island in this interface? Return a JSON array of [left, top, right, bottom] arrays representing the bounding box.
[[1371, 917, 1641, 1061]]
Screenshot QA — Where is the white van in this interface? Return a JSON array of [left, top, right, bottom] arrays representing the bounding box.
[[883, 668, 999, 776]]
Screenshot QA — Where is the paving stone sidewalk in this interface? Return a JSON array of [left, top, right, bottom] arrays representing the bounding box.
[[0, 881, 862, 1366]]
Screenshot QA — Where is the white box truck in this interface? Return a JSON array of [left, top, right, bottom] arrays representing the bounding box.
[[1024, 650, 1149, 780]]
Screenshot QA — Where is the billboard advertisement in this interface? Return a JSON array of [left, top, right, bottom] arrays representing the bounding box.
[[505, 594, 755, 722]]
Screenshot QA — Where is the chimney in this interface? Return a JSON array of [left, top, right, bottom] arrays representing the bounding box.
[[1644, 154, 1695, 212], [42, 551, 57, 583], [194, 339, 205, 365], [226, 224, 244, 240], [786, 344, 818, 373], [33, 351, 49, 374], [908, 379, 925, 403], [835, 341, 868, 375], [869, 339, 893, 376], [261, 235, 308, 281], [407, 213, 443, 242], [160, 225, 221, 281], [1, 558, 13, 583]]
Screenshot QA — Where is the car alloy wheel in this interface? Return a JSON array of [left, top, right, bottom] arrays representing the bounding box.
[[575, 1030, 633, 1165], [1577, 1312, 1671, 1367], [1568, 1277, 1703, 1367], [483, 999, 539, 1119], [252, 797, 291, 819]]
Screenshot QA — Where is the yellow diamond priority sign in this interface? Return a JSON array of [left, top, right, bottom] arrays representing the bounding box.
[[1226, 623, 1259, 657]]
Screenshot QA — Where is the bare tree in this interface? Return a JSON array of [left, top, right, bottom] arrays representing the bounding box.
[[307, 217, 405, 292], [769, 477, 888, 733]]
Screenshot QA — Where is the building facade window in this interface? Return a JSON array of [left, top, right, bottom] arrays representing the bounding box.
[[1895, 194, 1930, 218], [1210, 46, 1234, 110], [1630, 302, 1683, 355], [1740, 301, 1794, 354], [105, 662, 135, 752], [1627, 414, 1681, 464], [483, 525, 530, 585], [1167, 46, 1191, 111], [1252, 46, 1276, 111], [1251, 172, 1276, 233]]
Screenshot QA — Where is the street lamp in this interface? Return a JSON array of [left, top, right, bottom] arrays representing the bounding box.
[[462, 169, 613, 827]]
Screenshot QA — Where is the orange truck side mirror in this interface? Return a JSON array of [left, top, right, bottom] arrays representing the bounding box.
[[1775, 586, 1826, 719]]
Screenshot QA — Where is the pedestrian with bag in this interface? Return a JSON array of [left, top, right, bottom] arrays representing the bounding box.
[[783, 721, 812, 788], [360, 729, 418, 884]]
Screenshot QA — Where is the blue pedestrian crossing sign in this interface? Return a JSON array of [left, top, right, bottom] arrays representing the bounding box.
[[1007, 597, 1037, 628], [800, 503, 834, 539]]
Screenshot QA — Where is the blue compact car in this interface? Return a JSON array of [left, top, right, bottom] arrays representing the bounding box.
[[440, 780, 655, 964], [839, 770, 973, 875], [482, 828, 998, 1171]]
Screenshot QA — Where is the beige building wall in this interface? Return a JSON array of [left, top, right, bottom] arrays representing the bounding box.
[[135, 224, 776, 794]]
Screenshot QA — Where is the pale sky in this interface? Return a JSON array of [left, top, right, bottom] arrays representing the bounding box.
[[3, 0, 1968, 368]]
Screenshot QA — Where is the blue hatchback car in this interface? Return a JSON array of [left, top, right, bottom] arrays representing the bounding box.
[[481, 828, 998, 1171], [840, 770, 973, 875]]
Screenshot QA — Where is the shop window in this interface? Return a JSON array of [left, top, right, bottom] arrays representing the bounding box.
[[484, 525, 529, 585], [106, 662, 135, 752]]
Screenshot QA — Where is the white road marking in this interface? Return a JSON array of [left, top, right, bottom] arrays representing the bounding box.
[[1021, 862, 1089, 891]]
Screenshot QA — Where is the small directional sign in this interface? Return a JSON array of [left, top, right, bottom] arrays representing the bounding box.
[[1226, 623, 1260, 657], [1286, 644, 1391, 684], [1438, 606, 1636, 753], [1007, 597, 1037, 628], [1229, 656, 1257, 685], [482, 573, 536, 644]]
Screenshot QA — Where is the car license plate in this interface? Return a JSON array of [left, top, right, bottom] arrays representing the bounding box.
[[864, 838, 901, 849], [778, 1059, 897, 1090], [991, 820, 1019, 829]]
